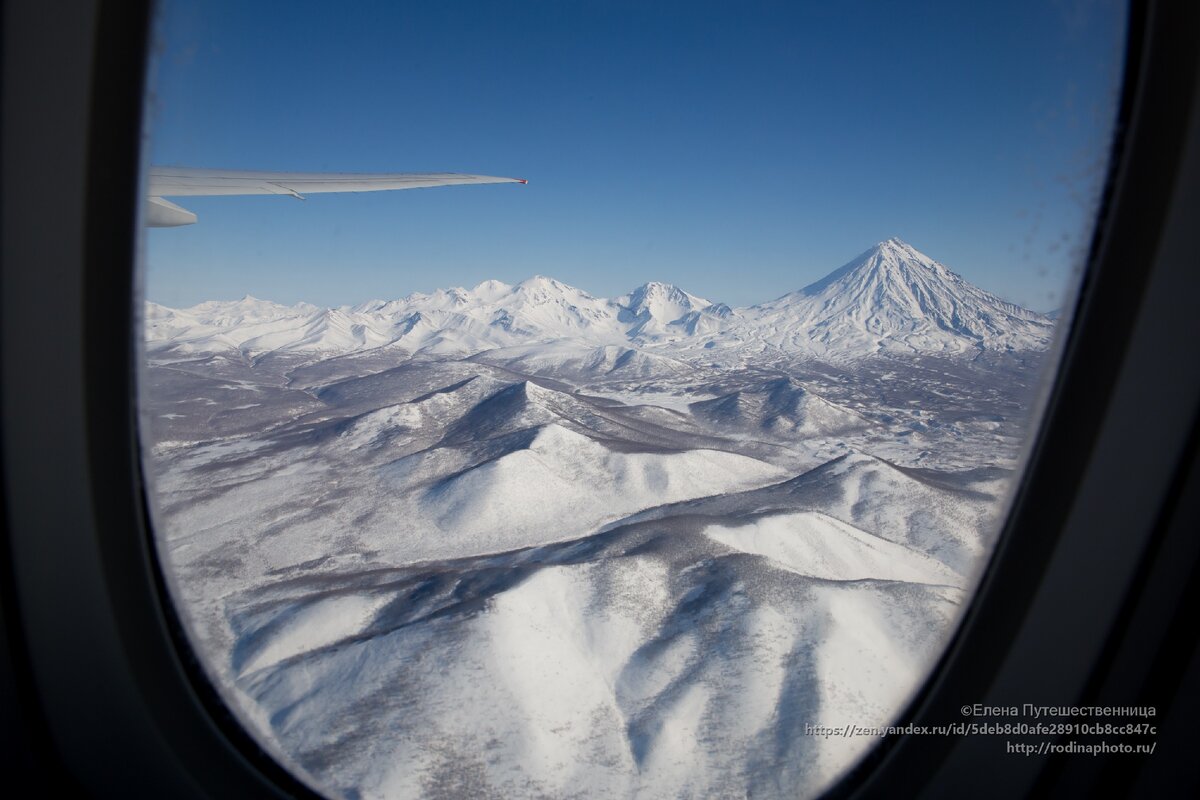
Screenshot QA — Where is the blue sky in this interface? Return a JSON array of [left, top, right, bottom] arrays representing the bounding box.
[[144, 0, 1127, 311]]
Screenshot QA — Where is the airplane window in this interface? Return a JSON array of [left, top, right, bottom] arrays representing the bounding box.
[[137, 1, 1128, 798]]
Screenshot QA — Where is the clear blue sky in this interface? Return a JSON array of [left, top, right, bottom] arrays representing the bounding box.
[[144, 0, 1127, 311]]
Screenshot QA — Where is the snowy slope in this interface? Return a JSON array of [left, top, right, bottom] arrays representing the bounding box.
[[404, 423, 788, 556], [689, 376, 870, 437], [468, 340, 696, 381], [221, 503, 965, 800]]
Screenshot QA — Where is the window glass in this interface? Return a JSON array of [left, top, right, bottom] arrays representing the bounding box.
[[139, 1, 1128, 797]]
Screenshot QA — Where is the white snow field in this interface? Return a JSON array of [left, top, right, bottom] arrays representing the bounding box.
[[143, 240, 1051, 799]]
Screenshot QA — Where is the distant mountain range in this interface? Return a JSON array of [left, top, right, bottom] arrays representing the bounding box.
[[145, 238, 1055, 363]]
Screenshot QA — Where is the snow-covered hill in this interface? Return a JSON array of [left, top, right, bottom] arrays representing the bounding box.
[[145, 239, 1054, 364], [689, 377, 870, 438]]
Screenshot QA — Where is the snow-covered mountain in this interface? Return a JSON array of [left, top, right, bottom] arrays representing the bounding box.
[[145, 239, 1054, 364], [741, 238, 1053, 355], [618, 280, 718, 340]]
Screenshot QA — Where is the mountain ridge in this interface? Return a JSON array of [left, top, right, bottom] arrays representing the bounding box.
[[145, 239, 1055, 363]]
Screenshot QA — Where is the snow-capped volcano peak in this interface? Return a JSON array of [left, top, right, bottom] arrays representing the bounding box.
[[879, 236, 923, 258], [800, 238, 1013, 318], [799, 238, 950, 297], [746, 238, 1054, 356]]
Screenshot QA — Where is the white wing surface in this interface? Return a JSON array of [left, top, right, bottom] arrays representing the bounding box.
[[146, 166, 526, 227]]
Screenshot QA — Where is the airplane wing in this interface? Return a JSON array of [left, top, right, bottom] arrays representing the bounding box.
[[146, 166, 527, 227]]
